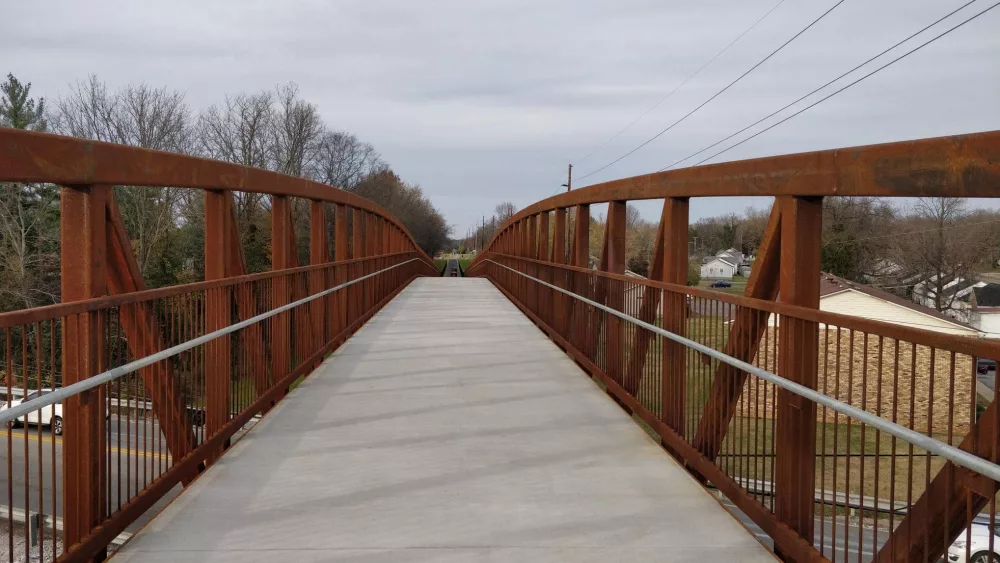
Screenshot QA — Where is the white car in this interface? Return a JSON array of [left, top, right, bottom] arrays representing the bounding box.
[[948, 518, 1000, 563], [2, 388, 63, 435]]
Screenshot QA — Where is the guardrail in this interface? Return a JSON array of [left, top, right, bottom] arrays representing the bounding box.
[[0, 254, 436, 563], [471, 254, 1000, 563]]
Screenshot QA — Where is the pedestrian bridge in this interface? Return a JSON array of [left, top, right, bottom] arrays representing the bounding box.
[[112, 278, 771, 561], [2, 128, 1000, 562]]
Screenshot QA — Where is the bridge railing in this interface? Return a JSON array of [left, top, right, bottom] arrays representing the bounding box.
[[0, 128, 439, 562], [467, 129, 1000, 562], [0, 253, 433, 562], [474, 254, 1000, 562]]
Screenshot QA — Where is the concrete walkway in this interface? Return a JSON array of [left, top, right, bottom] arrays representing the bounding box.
[[113, 278, 774, 562]]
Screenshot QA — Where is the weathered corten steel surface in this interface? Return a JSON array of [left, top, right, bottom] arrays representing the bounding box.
[[481, 129, 1000, 250], [464, 129, 1000, 563], [0, 128, 437, 563], [0, 128, 422, 246]]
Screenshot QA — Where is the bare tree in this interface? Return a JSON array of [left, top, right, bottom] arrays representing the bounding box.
[[196, 90, 277, 260], [313, 131, 383, 188], [494, 202, 517, 223], [56, 75, 191, 151], [55, 75, 192, 281], [894, 197, 993, 313], [198, 91, 275, 169], [742, 206, 770, 256], [272, 83, 323, 178], [821, 197, 895, 282]]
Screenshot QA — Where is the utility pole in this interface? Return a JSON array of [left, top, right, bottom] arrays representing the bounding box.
[[561, 164, 573, 192]]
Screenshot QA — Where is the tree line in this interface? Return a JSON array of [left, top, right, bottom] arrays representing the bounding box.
[[0, 73, 451, 312], [472, 194, 1000, 310]]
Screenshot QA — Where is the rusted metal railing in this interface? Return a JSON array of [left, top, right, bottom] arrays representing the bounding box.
[[0, 128, 438, 562], [0, 254, 432, 562], [473, 254, 1000, 563], [467, 129, 1000, 563]]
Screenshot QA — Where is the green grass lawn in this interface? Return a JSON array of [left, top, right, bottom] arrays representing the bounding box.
[[433, 258, 447, 273]]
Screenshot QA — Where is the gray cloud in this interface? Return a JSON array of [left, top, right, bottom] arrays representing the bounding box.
[[3, 0, 999, 234]]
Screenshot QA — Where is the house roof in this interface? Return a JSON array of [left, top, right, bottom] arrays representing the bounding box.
[[819, 272, 977, 330], [703, 257, 736, 268], [974, 283, 1000, 307]]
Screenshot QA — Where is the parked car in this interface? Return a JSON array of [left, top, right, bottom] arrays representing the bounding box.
[[947, 517, 1000, 562], [978, 358, 997, 375], [1, 388, 112, 436], [2, 388, 63, 435], [709, 280, 733, 288]]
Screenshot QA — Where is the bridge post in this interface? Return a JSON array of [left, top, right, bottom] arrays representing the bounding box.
[[538, 211, 550, 324], [310, 201, 328, 362], [335, 204, 349, 341], [528, 215, 537, 309], [660, 198, 689, 434], [571, 205, 589, 268], [60, 184, 109, 561], [551, 208, 567, 333], [350, 207, 364, 326], [271, 195, 293, 400], [604, 201, 627, 388], [571, 205, 590, 349], [774, 196, 822, 552], [204, 190, 233, 453], [366, 212, 377, 257], [365, 212, 376, 305]]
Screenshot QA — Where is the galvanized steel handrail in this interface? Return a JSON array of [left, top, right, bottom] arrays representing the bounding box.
[[484, 258, 1000, 483], [0, 258, 422, 425]]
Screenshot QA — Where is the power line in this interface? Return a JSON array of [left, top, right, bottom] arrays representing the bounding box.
[[660, 0, 979, 172], [576, 0, 846, 183], [572, 0, 786, 167], [689, 0, 1000, 167]]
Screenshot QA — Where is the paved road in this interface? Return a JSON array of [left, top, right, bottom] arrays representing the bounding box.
[[721, 498, 879, 561], [115, 278, 774, 562], [1, 417, 167, 516], [441, 257, 462, 277]]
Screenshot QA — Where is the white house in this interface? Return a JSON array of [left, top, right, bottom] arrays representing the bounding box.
[[818, 273, 980, 337], [700, 257, 737, 279], [969, 283, 1000, 338], [716, 248, 744, 266], [911, 275, 985, 322]]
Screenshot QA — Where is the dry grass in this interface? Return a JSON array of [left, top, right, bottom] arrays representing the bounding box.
[[738, 327, 974, 434]]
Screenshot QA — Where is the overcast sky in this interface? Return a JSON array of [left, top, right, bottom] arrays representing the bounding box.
[[4, 0, 999, 235]]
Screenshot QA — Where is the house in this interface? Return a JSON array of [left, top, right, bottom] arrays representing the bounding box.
[[969, 283, 1000, 338], [862, 259, 904, 285], [716, 247, 745, 266], [818, 273, 981, 337], [911, 275, 985, 322], [751, 273, 981, 432], [623, 270, 649, 309], [700, 256, 737, 279]]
